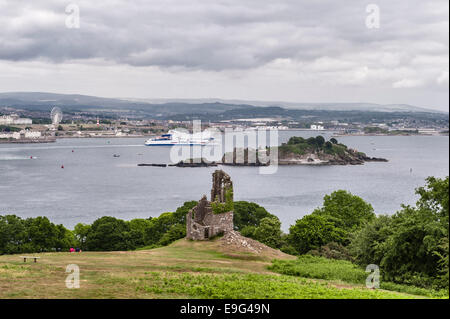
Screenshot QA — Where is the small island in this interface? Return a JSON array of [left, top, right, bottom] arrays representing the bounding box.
[[274, 136, 388, 165], [218, 136, 387, 166], [139, 136, 387, 167]]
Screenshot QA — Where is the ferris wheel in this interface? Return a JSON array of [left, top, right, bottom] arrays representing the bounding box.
[[50, 107, 63, 127]]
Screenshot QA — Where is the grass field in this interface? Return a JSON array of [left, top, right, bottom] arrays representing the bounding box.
[[269, 256, 448, 298], [0, 239, 441, 299]]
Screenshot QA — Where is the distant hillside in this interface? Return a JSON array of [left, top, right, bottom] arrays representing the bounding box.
[[132, 97, 444, 113], [0, 92, 448, 124]]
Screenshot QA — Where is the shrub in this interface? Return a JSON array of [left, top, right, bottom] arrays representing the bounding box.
[[312, 190, 375, 232], [158, 224, 186, 246], [233, 201, 275, 231], [0, 215, 75, 254], [253, 216, 282, 249], [308, 242, 353, 261], [85, 216, 133, 251], [269, 255, 367, 284], [349, 177, 449, 289], [287, 215, 347, 255]]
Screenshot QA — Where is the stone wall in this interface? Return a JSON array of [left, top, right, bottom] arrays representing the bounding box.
[[186, 170, 234, 241]]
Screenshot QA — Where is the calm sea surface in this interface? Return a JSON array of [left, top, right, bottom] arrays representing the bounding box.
[[0, 131, 448, 231]]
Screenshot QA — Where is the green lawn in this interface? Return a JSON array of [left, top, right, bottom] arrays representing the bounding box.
[[0, 239, 440, 299], [269, 255, 449, 298]]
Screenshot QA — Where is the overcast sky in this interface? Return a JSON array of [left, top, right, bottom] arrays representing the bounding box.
[[0, 0, 448, 111]]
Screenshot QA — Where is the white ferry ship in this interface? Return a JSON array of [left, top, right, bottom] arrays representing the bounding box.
[[144, 130, 217, 146]]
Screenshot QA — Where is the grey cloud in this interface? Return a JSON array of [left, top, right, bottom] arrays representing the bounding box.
[[0, 0, 447, 72], [0, 0, 448, 110]]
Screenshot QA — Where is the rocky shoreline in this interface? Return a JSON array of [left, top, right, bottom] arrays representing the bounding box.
[[137, 152, 387, 168], [0, 137, 56, 144]]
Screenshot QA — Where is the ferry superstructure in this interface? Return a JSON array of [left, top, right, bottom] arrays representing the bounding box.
[[144, 130, 217, 146]]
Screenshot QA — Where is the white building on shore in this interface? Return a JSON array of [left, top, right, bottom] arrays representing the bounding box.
[[0, 130, 42, 140], [0, 132, 21, 139], [24, 131, 42, 138], [0, 114, 32, 125]]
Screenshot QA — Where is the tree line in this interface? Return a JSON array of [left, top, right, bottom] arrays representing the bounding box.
[[242, 176, 448, 290], [1, 176, 448, 289]]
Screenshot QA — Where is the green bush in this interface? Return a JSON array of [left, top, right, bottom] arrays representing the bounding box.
[[0, 215, 75, 254], [85, 216, 133, 251], [350, 177, 449, 289], [158, 224, 186, 246], [253, 216, 282, 249], [308, 242, 353, 261], [233, 201, 275, 231], [144, 212, 182, 245], [268, 256, 448, 298], [312, 190, 375, 232], [269, 255, 367, 284], [73, 223, 90, 250], [287, 215, 347, 255]]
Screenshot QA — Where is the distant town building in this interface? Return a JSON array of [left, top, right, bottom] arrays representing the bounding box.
[[0, 114, 32, 125], [0, 132, 21, 139], [418, 128, 440, 135], [23, 131, 42, 139]]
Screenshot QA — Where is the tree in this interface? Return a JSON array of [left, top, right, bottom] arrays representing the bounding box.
[[313, 190, 375, 232], [306, 137, 317, 146], [253, 216, 282, 249], [128, 219, 152, 248], [73, 223, 91, 250], [158, 224, 186, 246], [288, 214, 347, 255], [380, 206, 444, 286], [1, 215, 74, 254], [240, 225, 257, 238], [380, 177, 449, 288], [349, 215, 393, 267], [57, 125, 64, 131], [330, 138, 338, 144], [416, 176, 449, 222], [85, 216, 132, 251], [315, 135, 325, 147], [287, 136, 305, 145], [0, 215, 26, 254], [24, 216, 60, 252], [55, 224, 76, 250], [350, 177, 449, 288], [233, 201, 275, 231], [173, 201, 198, 224], [143, 212, 181, 245]]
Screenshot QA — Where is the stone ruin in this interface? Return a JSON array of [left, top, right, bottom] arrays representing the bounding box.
[[186, 170, 234, 240]]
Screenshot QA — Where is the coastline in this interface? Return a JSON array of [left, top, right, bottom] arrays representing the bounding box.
[[0, 137, 56, 144]]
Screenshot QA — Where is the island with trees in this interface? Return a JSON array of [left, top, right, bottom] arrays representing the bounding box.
[[219, 136, 388, 166], [274, 136, 388, 165]]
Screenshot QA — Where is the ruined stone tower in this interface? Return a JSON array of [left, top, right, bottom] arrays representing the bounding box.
[[186, 170, 234, 240]]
